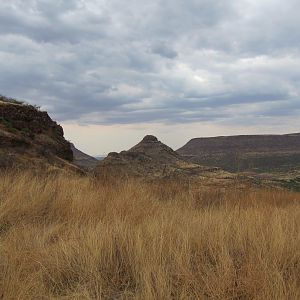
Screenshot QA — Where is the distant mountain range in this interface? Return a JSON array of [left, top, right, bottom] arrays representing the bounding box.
[[1, 95, 299, 190]]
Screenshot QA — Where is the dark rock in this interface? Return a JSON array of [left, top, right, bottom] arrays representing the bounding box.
[[94, 135, 212, 179], [142, 135, 158, 143], [0, 102, 73, 161], [0, 99, 81, 172], [108, 152, 120, 158]]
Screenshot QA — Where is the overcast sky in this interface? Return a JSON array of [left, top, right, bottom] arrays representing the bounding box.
[[1, 0, 300, 155]]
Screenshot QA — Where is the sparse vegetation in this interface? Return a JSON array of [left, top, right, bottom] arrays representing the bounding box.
[[0, 117, 34, 138], [0, 117, 17, 133], [277, 177, 300, 192], [0, 95, 25, 105], [20, 127, 34, 138], [0, 171, 299, 299], [0, 94, 40, 111]]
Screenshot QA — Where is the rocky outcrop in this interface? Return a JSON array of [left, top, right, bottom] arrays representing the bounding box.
[[94, 135, 227, 181], [0, 100, 72, 161], [0, 97, 78, 171]]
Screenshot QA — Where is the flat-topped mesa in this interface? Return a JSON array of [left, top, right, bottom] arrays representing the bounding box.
[[177, 133, 300, 173]]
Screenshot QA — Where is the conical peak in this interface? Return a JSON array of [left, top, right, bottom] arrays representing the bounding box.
[[129, 135, 180, 161], [141, 135, 158, 143]]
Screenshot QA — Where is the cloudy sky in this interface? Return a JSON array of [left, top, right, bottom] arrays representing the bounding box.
[[1, 0, 300, 155]]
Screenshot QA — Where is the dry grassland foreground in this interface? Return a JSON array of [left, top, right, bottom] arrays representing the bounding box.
[[0, 170, 299, 299]]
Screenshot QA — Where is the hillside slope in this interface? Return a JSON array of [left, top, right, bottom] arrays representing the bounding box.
[[0, 96, 79, 172], [94, 135, 247, 188], [177, 133, 300, 172], [177, 133, 300, 191], [71, 143, 98, 170], [95, 135, 215, 178]]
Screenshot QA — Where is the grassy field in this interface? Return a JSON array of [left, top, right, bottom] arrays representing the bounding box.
[[0, 171, 299, 299]]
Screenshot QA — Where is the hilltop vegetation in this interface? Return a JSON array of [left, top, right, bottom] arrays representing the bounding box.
[[0, 94, 25, 105], [0, 94, 40, 110], [0, 171, 299, 299]]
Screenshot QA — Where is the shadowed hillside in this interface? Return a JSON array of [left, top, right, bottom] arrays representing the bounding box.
[[71, 143, 98, 170], [178, 133, 300, 191], [177, 133, 300, 173], [0, 95, 80, 172]]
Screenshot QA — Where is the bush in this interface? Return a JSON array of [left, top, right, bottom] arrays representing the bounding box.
[[0, 117, 17, 133], [20, 127, 34, 138]]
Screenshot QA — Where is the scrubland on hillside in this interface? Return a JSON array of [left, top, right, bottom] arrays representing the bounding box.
[[0, 171, 299, 299]]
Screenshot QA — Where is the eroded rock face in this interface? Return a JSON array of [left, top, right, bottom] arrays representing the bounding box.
[[0, 99, 75, 171], [0, 103, 62, 135], [0, 102, 72, 161]]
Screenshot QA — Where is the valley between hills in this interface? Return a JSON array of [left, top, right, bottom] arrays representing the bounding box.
[[1, 95, 299, 191], [0, 96, 299, 299]]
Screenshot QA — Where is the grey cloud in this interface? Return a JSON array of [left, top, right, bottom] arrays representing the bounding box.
[[0, 1, 109, 43], [0, 0, 299, 128], [151, 43, 177, 59]]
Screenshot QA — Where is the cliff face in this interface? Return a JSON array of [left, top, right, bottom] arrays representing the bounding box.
[[0, 98, 75, 170], [177, 134, 300, 173]]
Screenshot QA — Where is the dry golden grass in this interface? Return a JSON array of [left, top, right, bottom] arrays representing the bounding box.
[[0, 171, 299, 299]]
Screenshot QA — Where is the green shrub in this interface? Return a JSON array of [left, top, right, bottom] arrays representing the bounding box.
[[20, 127, 34, 138], [0, 117, 18, 134]]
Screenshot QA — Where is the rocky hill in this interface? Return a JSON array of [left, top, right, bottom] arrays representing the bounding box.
[[71, 143, 98, 170], [0, 96, 80, 172], [94, 135, 245, 187]]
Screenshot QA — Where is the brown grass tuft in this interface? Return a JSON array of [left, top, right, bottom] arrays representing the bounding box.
[[0, 171, 299, 299]]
